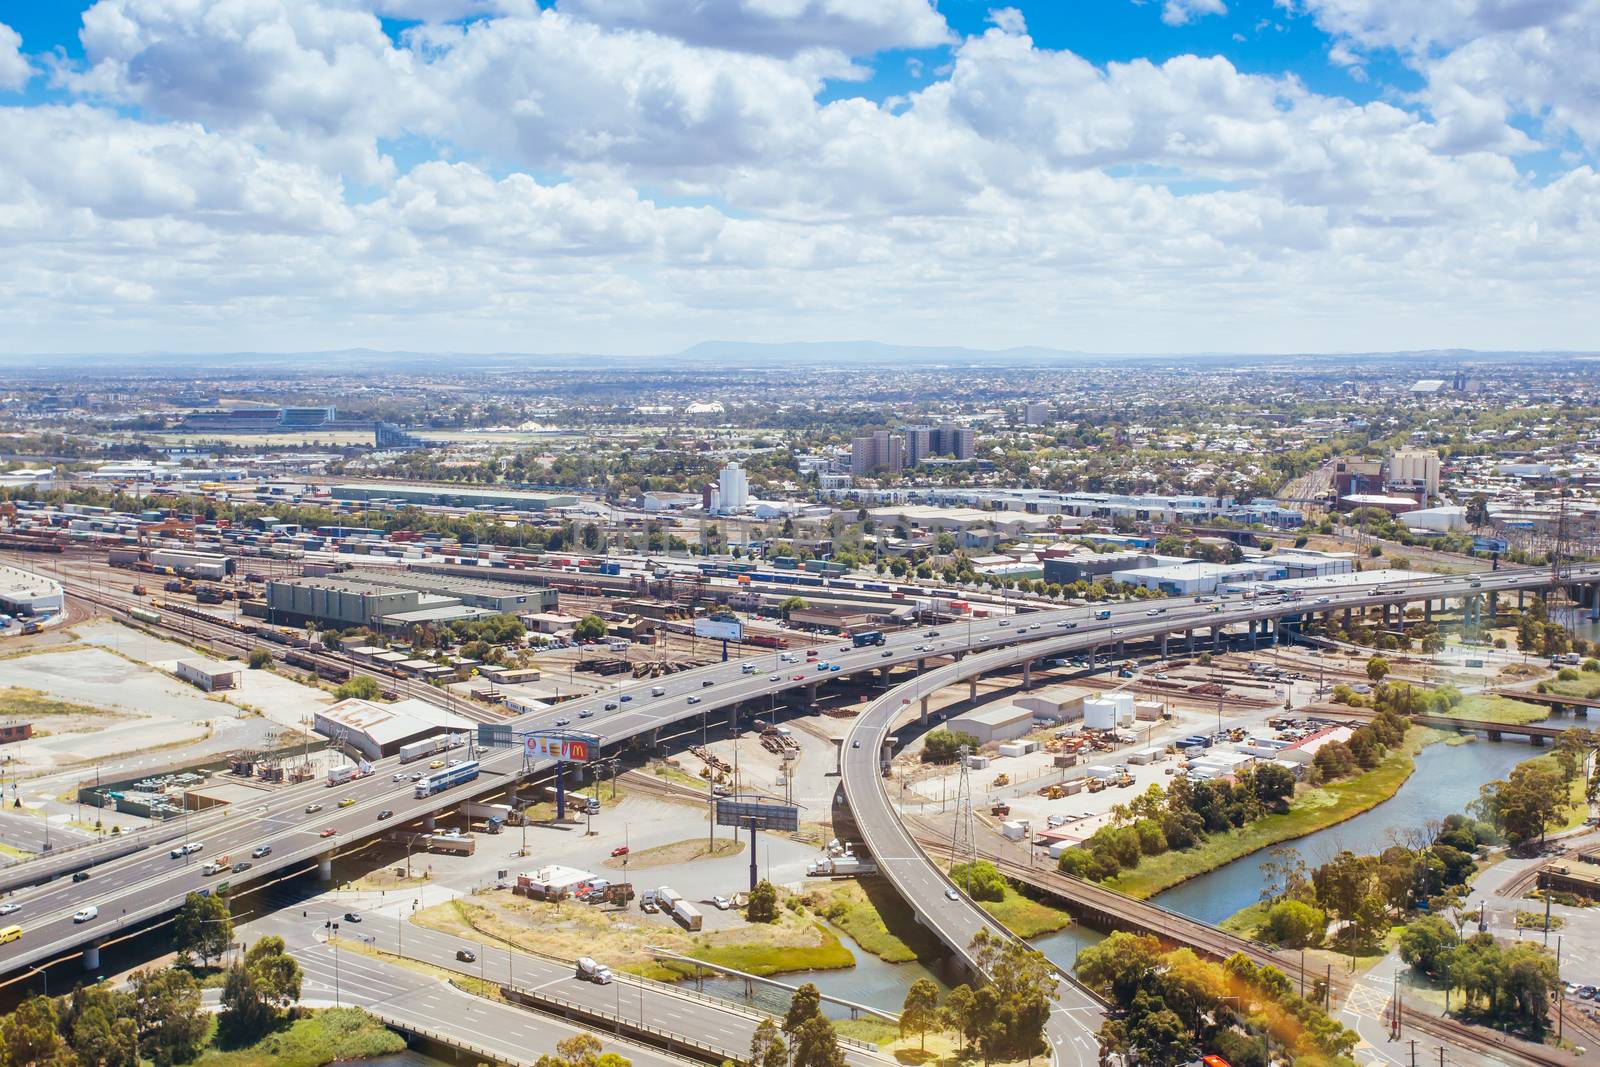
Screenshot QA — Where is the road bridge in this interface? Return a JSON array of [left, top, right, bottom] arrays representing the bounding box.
[[2, 565, 1594, 1012]]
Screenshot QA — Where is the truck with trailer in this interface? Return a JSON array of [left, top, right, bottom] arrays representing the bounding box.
[[399, 736, 445, 764], [851, 630, 886, 647], [327, 764, 366, 787], [671, 899, 703, 931]]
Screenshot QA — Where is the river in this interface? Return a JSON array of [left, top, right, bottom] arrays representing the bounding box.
[[1149, 736, 1535, 925]]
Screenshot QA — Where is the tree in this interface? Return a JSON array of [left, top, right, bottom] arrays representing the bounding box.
[[1466, 494, 1492, 531], [746, 880, 779, 923], [0, 996, 74, 1067], [1265, 899, 1325, 948], [1477, 761, 1571, 848], [248, 648, 273, 669], [901, 978, 942, 1051], [335, 675, 383, 701], [942, 984, 980, 1050], [789, 1016, 844, 1067], [556, 1033, 604, 1067], [173, 889, 233, 967], [778, 596, 808, 619], [574, 614, 608, 641], [130, 967, 208, 1065], [219, 963, 276, 1046], [1398, 915, 1460, 977], [749, 1018, 787, 1067], [70, 999, 140, 1067], [948, 860, 1006, 902], [1251, 762, 1296, 809], [784, 983, 824, 1033], [1366, 655, 1390, 682], [921, 728, 980, 764], [245, 935, 302, 1011], [320, 629, 343, 651]]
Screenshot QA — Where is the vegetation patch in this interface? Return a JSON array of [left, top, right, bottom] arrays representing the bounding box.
[[189, 1008, 405, 1067], [803, 878, 947, 964], [1102, 726, 1444, 899], [0, 686, 118, 719], [603, 836, 742, 870], [1439, 693, 1550, 725]]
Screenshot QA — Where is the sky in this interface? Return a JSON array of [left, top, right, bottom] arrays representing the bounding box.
[[0, 0, 1597, 357]]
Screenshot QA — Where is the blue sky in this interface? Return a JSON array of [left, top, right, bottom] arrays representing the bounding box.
[[0, 0, 1594, 356]]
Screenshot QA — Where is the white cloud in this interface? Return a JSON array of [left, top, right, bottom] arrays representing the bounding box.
[[556, 0, 952, 56], [3, 0, 1598, 355], [0, 22, 31, 91], [1160, 0, 1228, 27]]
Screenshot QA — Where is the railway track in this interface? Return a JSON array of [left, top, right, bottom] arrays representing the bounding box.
[[56, 578, 501, 723]]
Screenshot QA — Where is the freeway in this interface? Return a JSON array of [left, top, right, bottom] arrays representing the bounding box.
[[1, 563, 1592, 983]]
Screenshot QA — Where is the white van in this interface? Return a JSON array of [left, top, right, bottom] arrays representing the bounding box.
[[651, 685, 666, 697]]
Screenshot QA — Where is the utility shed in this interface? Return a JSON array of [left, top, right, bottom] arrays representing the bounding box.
[[946, 704, 1033, 745]]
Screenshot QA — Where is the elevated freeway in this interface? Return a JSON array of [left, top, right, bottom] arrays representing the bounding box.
[[1, 564, 1594, 1031]]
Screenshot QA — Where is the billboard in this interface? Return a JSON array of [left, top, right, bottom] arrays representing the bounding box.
[[524, 735, 593, 763], [694, 616, 744, 642], [715, 797, 799, 832], [478, 723, 514, 749]]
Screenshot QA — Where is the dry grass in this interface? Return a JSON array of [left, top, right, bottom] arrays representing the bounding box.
[[602, 836, 742, 870], [411, 891, 854, 981]]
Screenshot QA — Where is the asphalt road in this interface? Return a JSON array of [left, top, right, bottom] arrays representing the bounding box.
[[0, 564, 1588, 987]]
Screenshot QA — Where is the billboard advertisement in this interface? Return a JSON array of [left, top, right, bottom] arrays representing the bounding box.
[[715, 797, 799, 831], [694, 616, 744, 643], [524, 735, 593, 763]]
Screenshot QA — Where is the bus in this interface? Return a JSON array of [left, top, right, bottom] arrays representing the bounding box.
[[415, 761, 481, 799], [0, 925, 21, 945]]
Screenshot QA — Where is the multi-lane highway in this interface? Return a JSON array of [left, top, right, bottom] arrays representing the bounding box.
[[2, 564, 1593, 999]]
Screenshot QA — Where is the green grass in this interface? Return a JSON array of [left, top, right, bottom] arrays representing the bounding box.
[[835, 1017, 901, 1047], [971, 884, 1074, 939], [807, 879, 948, 964], [1218, 900, 1274, 939], [0, 841, 29, 861], [190, 1008, 404, 1067], [1104, 727, 1448, 900], [1435, 694, 1549, 725], [682, 922, 856, 977], [1541, 675, 1600, 700]]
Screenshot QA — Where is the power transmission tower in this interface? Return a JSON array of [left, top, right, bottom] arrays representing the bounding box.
[[949, 745, 977, 890]]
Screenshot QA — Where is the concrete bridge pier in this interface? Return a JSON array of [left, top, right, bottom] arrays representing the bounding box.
[[1424, 600, 1433, 624], [83, 943, 100, 971], [727, 707, 738, 732], [879, 667, 893, 685], [1187, 630, 1195, 654], [1487, 730, 1502, 742], [1518, 590, 1525, 610], [1343, 608, 1352, 627], [1022, 660, 1033, 690], [423, 814, 436, 831], [1488, 591, 1498, 620], [920, 696, 930, 724], [1160, 634, 1169, 658], [1248, 620, 1257, 648], [969, 678, 978, 702], [806, 683, 819, 704], [318, 853, 334, 881], [917, 658, 926, 673], [1212, 626, 1222, 651], [1116, 641, 1126, 657]]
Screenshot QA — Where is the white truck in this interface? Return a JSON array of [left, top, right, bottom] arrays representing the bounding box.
[[399, 736, 444, 764], [672, 899, 703, 931], [327, 764, 358, 787], [576, 956, 613, 984]]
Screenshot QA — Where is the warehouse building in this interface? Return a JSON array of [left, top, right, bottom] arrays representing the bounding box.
[[329, 482, 577, 511], [313, 697, 477, 761], [176, 657, 242, 692], [1111, 561, 1282, 596], [0, 564, 64, 616], [148, 549, 233, 580], [1042, 551, 1169, 585], [947, 704, 1034, 746], [266, 570, 555, 630]]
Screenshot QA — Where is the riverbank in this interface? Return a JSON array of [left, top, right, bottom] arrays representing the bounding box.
[[192, 1007, 405, 1067], [1105, 726, 1450, 900]]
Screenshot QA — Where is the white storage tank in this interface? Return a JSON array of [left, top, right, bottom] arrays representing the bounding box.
[[1083, 698, 1117, 731]]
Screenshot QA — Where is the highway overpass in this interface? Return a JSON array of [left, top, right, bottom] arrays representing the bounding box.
[[0, 564, 1591, 988]]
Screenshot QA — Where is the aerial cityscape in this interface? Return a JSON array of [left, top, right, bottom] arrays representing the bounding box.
[[2, 3, 1600, 1067]]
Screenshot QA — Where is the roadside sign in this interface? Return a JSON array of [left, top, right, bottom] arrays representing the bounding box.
[[715, 797, 799, 831]]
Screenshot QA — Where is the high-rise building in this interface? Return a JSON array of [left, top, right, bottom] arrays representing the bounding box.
[[1024, 402, 1052, 426], [851, 431, 903, 476], [903, 424, 974, 465], [718, 461, 749, 510]]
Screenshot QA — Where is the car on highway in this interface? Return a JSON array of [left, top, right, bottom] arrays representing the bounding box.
[[430, 759, 445, 768], [686, 696, 700, 704], [816, 663, 829, 672], [998, 620, 1010, 626], [619, 694, 632, 702], [881, 649, 892, 657], [580, 709, 594, 719], [170, 841, 204, 859], [252, 846, 272, 858], [702, 679, 715, 687], [926, 629, 940, 636], [305, 803, 323, 814], [376, 810, 394, 821], [1111, 628, 1123, 635], [611, 845, 629, 857], [392, 772, 408, 781], [554, 717, 571, 726], [338, 797, 356, 808], [791, 673, 805, 681], [410, 772, 425, 781], [0, 902, 20, 916], [456, 949, 477, 963], [231, 861, 252, 873], [830, 664, 841, 671], [319, 827, 336, 838], [851, 740, 860, 748], [769, 673, 781, 681], [344, 912, 361, 923], [1057, 621, 1077, 629], [604, 702, 617, 710], [943, 888, 960, 901], [1029, 623, 1041, 630], [72, 907, 99, 923], [1316, 596, 1331, 604], [72, 871, 90, 883]]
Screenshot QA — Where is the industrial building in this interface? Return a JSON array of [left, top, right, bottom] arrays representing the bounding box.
[[177, 406, 338, 432], [1043, 551, 1167, 586], [1111, 561, 1283, 595], [0, 564, 63, 616], [176, 658, 242, 692], [148, 549, 233, 580], [1254, 551, 1355, 579], [313, 697, 476, 761], [947, 704, 1034, 746], [266, 570, 556, 631], [329, 482, 577, 511]]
